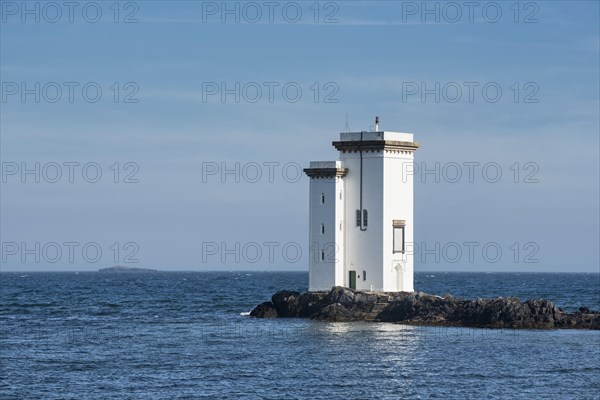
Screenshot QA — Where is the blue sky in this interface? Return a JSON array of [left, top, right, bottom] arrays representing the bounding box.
[[1, 1, 598, 272]]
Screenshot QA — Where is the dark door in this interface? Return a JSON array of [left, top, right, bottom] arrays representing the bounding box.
[[349, 271, 356, 290]]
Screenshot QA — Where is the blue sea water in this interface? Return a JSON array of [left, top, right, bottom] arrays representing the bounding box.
[[1, 271, 599, 399]]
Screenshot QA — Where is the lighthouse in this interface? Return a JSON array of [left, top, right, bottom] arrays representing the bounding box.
[[304, 118, 419, 292]]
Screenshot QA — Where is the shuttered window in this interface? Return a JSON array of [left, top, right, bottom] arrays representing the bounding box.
[[356, 210, 368, 228]]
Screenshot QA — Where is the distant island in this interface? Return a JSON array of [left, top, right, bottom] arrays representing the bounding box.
[[98, 266, 158, 273]]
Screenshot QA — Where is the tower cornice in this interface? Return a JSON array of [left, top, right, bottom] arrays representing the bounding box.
[[303, 167, 348, 178], [332, 140, 420, 153]]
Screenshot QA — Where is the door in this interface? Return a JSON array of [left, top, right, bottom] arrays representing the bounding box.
[[349, 271, 356, 290], [394, 262, 403, 291]]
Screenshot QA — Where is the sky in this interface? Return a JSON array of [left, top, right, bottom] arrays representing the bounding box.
[[0, 0, 598, 272]]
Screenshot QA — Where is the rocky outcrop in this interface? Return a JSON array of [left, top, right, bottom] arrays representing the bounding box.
[[250, 286, 600, 330]]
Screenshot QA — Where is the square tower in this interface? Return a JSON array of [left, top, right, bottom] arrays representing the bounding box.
[[304, 125, 419, 292], [303, 161, 347, 291]]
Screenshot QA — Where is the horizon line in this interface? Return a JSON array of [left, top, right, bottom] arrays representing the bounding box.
[[1, 270, 598, 274]]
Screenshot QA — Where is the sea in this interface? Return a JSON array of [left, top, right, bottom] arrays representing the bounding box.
[[1, 271, 599, 399]]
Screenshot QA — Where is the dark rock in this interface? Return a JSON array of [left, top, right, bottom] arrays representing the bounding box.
[[556, 308, 600, 330], [250, 286, 600, 330], [250, 301, 278, 318], [271, 290, 302, 317], [313, 303, 355, 322], [270, 290, 327, 317], [318, 287, 379, 320], [379, 292, 462, 325]]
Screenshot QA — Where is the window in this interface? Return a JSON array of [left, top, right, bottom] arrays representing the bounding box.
[[321, 250, 325, 261], [393, 220, 406, 253], [339, 191, 342, 200], [321, 224, 325, 235], [356, 209, 368, 229], [321, 193, 325, 204], [363, 270, 367, 281]]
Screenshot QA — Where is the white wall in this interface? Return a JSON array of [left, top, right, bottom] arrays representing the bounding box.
[[339, 151, 384, 291], [308, 167, 344, 291], [338, 131, 416, 292], [382, 152, 415, 292]]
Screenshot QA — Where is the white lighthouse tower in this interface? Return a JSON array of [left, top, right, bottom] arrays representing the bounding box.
[[304, 117, 419, 292]]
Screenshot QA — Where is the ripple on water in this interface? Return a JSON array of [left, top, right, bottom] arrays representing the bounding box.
[[1, 271, 599, 399]]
